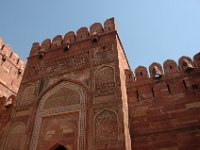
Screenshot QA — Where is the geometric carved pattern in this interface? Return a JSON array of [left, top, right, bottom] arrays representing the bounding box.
[[25, 51, 90, 81], [5, 123, 26, 150], [30, 81, 86, 150], [95, 109, 118, 143], [95, 66, 115, 90], [43, 87, 80, 109], [19, 84, 35, 106]]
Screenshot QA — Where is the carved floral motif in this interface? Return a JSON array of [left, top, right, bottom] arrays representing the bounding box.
[[95, 66, 115, 90], [95, 110, 118, 143]]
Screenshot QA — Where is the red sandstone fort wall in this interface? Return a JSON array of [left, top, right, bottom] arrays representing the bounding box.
[[0, 18, 200, 150], [0, 38, 24, 96], [126, 53, 200, 149], [0, 18, 133, 150], [0, 37, 25, 143]]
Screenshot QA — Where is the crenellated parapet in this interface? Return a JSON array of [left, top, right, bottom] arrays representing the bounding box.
[[1, 17, 199, 150], [0, 37, 25, 69], [125, 52, 200, 103], [126, 52, 200, 83], [0, 37, 24, 137], [23, 18, 119, 84], [29, 18, 117, 57], [8, 17, 132, 150], [0, 37, 25, 98], [127, 52, 200, 149]]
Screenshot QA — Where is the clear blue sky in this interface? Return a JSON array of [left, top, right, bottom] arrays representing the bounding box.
[[0, 0, 200, 70]]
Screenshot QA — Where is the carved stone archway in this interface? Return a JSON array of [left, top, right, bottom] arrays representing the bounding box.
[[49, 143, 67, 150], [29, 81, 86, 150], [55, 145, 67, 150]]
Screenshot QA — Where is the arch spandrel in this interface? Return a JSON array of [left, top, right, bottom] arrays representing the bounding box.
[[43, 87, 80, 110], [19, 84, 35, 106]]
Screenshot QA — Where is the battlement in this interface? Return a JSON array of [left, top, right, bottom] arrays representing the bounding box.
[[127, 52, 200, 150], [125, 52, 200, 106], [1, 17, 200, 150], [125, 52, 200, 83], [0, 37, 25, 98], [23, 18, 120, 83], [29, 18, 117, 57], [0, 37, 25, 68]]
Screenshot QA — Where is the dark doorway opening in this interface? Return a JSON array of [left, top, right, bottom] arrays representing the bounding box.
[[55, 145, 67, 150]]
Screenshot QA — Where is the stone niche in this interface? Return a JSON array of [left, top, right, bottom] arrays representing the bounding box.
[[94, 109, 118, 143]]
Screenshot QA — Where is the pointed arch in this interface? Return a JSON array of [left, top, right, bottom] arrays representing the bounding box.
[[49, 143, 68, 150], [55, 145, 67, 150], [37, 78, 89, 103], [30, 80, 87, 150]]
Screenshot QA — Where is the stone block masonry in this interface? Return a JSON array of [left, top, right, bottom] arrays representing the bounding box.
[[0, 18, 200, 150], [0, 37, 25, 144], [126, 52, 200, 149]]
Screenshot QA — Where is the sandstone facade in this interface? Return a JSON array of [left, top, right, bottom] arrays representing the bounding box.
[[0, 37, 25, 144], [0, 37, 24, 98], [126, 55, 200, 149], [0, 18, 200, 150]]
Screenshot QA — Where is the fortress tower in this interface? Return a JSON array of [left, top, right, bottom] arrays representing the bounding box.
[[0, 18, 200, 150], [0, 18, 132, 150]]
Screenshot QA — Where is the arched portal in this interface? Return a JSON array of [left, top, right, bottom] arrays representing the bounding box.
[[29, 81, 87, 150], [49, 144, 67, 150], [55, 145, 67, 150]]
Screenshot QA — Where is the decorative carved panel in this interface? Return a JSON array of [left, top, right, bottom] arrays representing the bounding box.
[[44, 87, 80, 109], [30, 81, 86, 150], [95, 110, 118, 143], [25, 51, 90, 81], [95, 66, 115, 90]]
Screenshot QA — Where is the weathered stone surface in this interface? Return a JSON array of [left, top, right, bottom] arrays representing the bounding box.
[[0, 38, 25, 143], [1, 18, 200, 150], [127, 60, 200, 150]]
